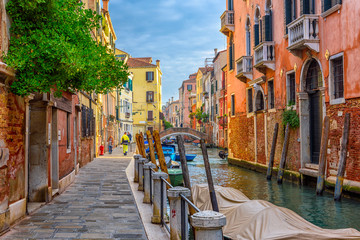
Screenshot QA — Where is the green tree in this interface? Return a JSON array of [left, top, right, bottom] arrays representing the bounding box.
[[164, 120, 173, 130], [4, 0, 128, 97]]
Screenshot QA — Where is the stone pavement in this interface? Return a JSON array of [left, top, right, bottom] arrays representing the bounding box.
[[2, 147, 147, 240]]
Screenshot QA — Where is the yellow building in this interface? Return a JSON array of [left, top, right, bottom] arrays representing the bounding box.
[[128, 58, 162, 134]]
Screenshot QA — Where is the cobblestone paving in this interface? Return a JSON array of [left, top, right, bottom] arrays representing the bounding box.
[[2, 148, 147, 240]]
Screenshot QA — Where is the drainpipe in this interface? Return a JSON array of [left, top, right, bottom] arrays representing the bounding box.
[[24, 94, 34, 214]]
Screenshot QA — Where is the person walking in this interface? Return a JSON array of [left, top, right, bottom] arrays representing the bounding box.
[[107, 136, 114, 154], [121, 132, 130, 155]]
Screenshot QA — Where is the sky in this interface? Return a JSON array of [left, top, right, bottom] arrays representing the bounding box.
[[109, 0, 226, 105]]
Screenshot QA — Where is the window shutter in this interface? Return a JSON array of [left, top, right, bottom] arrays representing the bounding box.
[[324, 0, 332, 11], [229, 44, 233, 70], [260, 19, 263, 43], [254, 24, 260, 46], [301, 0, 310, 15], [284, 0, 292, 34], [262, 16, 266, 42]]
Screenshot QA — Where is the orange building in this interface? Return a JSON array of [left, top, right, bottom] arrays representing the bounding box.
[[221, 0, 360, 190]]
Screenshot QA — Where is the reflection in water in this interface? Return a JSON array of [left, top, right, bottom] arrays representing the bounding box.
[[183, 144, 360, 230]]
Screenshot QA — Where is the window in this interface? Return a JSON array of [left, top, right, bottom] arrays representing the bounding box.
[[246, 17, 251, 56], [146, 91, 154, 102], [330, 53, 344, 104], [231, 94, 235, 116], [247, 88, 253, 113], [285, 0, 297, 34], [146, 71, 154, 81], [215, 80, 218, 91], [147, 111, 153, 121], [216, 104, 218, 115], [268, 80, 275, 109], [187, 85, 192, 91], [67, 113, 71, 150], [81, 105, 95, 137], [255, 91, 265, 111], [264, 0, 273, 41], [229, 35, 235, 70], [323, 0, 341, 12], [301, 0, 315, 14], [254, 8, 261, 47], [287, 72, 296, 105], [228, 0, 233, 10]]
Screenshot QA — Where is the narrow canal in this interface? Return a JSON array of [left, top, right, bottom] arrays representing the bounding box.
[[182, 144, 360, 230]]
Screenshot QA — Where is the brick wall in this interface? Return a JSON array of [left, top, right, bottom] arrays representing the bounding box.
[[327, 98, 360, 182], [0, 86, 25, 204]]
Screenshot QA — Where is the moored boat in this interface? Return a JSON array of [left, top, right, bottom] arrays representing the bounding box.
[[174, 153, 197, 161], [168, 168, 183, 187]]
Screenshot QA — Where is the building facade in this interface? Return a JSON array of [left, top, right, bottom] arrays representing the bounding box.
[[129, 58, 162, 134], [221, 0, 360, 189], [178, 74, 196, 128]]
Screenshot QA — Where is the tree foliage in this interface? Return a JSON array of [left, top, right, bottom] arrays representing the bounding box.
[[4, 0, 129, 97], [164, 120, 173, 130], [282, 102, 300, 129]]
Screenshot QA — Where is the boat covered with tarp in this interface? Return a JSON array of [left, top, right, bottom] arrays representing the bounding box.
[[192, 184, 360, 240]]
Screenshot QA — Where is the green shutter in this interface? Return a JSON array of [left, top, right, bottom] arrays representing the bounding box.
[[254, 24, 260, 46], [285, 0, 292, 34], [301, 0, 310, 15]]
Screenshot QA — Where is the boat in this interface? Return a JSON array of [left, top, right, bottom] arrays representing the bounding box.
[[174, 153, 197, 161], [168, 168, 183, 187], [192, 184, 360, 240], [146, 144, 176, 161]]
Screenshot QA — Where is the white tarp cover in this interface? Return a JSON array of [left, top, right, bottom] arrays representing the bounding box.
[[191, 184, 360, 240]]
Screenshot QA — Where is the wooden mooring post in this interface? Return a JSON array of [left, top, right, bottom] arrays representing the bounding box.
[[200, 139, 219, 212], [277, 123, 290, 184], [152, 130, 171, 185], [146, 130, 158, 170], [316, 116, 330, 195], [334, 113, 351, 201], [135, 133, 146, 158], [267, 123, 279, 180]]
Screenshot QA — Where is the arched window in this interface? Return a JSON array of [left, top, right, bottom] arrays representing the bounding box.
[[255, 91, 265, 111], [254, 7, 261, 47], [246, 16, 251, 56], [306, 59, 322, 92], [264, 0, 273, 41]]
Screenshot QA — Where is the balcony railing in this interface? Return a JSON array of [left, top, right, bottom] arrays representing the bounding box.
[[220, 10, 234, 36], [254, 42, 275, 71], [287, 15, 320, 53], [147, 118, 154, 121], [236, 56, 253, 82]]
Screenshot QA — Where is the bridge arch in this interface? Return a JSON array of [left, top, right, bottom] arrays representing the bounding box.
[[159, 127, 207, 140]]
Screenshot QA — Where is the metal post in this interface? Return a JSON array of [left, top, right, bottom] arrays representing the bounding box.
[[190, 211, 226, 240], [143, 162, 156, 203], [151, 172, 168, 224], [138, 158, 146, 191], [167, 187, 191, 240], [133, 154, 142, 182]]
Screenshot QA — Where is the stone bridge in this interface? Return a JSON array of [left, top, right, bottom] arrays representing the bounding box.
[[159, 127, 207, 140]]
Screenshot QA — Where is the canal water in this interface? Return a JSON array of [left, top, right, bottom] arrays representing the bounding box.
[[182, 144, 360, 230]]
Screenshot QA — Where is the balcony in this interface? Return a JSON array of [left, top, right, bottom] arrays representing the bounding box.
[[125, 112, 130, 118], [254, 42, 275, 73], [287, 15, 319, 56], [220, 10, 234, 36], [235, 56, 253, 82], [147, 118, 154, 121]]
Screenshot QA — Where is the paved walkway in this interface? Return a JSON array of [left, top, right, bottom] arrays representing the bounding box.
[[2, 147, 147, 240]]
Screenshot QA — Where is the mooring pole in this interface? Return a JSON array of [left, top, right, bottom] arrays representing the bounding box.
[[277, 123, 290, 184], [316, 116, 330, 195], [334, 113, 351, 201], [153, 130, 171, 185], [267, 123, 279, 180], [139, 132, 147, 158], [146, 130, 158, 170], [200, 139, 219, 212]]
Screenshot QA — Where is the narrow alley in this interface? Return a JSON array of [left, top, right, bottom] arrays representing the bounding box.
[[2, 148, 147, 240]]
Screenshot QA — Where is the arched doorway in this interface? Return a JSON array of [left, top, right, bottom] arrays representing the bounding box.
[[305, 60, 322, 164], [299, 58, 325, 166]]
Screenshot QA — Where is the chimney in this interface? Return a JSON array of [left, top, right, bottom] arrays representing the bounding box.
[[214, 48, 218, 56], [103, 0, 109, 12], [156, 60, 160, 67], [171, 97, 174, 102]]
